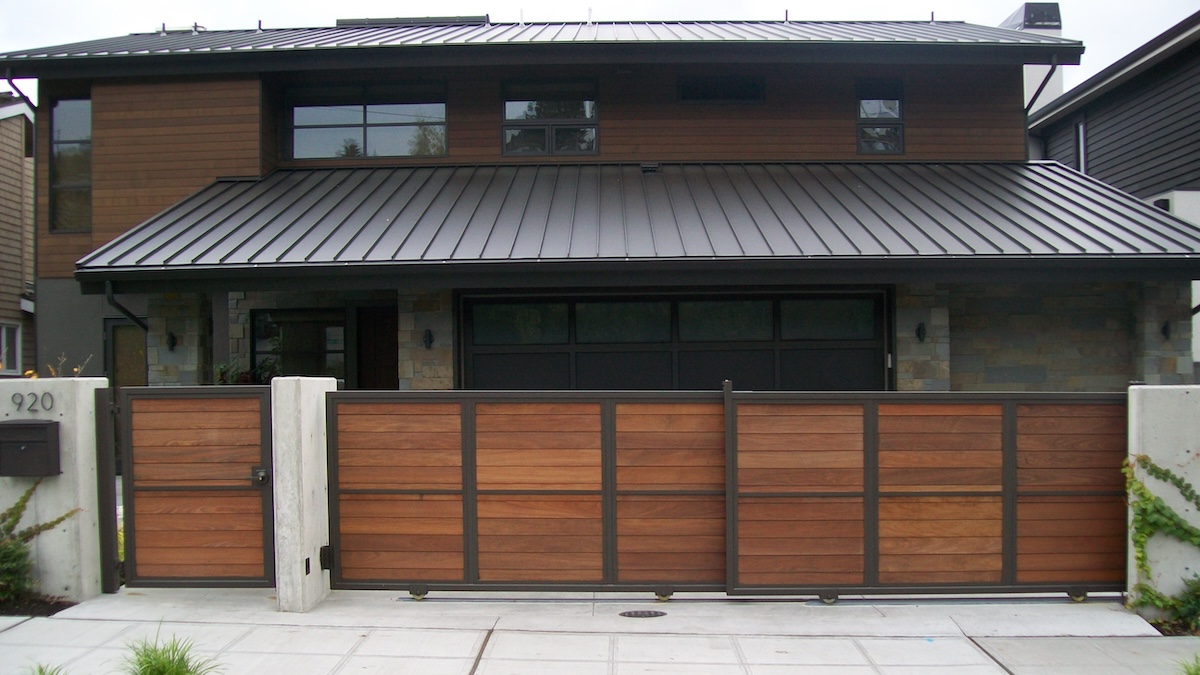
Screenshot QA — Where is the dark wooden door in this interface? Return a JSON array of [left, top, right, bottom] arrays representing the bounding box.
[[357, 307, 399, 389]]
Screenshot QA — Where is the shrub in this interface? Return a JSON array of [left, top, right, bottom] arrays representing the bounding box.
[[122, 635, 222, 675], [0, 478, 80, 603], [1172, 575, 1200, 634], [1180, 654, 1200, 675]]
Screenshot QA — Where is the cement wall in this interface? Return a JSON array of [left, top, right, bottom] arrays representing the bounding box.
[[1127, 386, 1200, 607], [0, 378, 106, 603]]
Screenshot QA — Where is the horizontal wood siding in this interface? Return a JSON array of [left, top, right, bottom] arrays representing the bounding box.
[[38, 78, 263, 278], [1016, 403, 1126, 583], [281, 63, 1025, 169], [334, 401, 464, 582], [615, 403, 724, 583], [127, 394, 269, 581], [737, 497, 865, 585], [477, 495, 603, 581], [879, 496, 1002, 584]]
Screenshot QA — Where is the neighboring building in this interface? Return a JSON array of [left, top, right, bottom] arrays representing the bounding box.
[[1029, 8, 1200, 379], [0, 15, 1197, 391], [0, 92, 35, 378]]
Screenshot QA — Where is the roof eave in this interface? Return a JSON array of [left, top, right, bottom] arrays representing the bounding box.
[[3, 41, 1083, 80], [77, 255, 1199, 296]]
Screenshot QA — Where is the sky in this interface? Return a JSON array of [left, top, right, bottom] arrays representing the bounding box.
[[1, 0, 1197, 103]]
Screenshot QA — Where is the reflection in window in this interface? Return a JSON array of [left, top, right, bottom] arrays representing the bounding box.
[[781, 299, 876, 340], [503, 82, 598, 156], [857, 80, 903, 155], [678, 301, 772, 342], [252, 309, 345, 380], [50, 99, 91, 232], [472, 303, 568, 345], [576, 302, 670, 343], [0, 324, 20, 374], [289, 87, 446, 159]]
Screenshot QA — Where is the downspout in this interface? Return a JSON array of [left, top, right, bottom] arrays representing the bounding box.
[[4, 70, 36, 111], [106, 281, 148, 331], [1024, 56, 1059, 116]]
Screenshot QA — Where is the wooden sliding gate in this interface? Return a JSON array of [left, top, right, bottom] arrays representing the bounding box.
[[120, 387, 275, 587], [328, 390, 1126, 596]]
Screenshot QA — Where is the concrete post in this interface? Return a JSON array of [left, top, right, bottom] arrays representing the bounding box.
[[1127, 385, 1200, 607], [271, 376, 337, 612], [0, 378, 107, 603]]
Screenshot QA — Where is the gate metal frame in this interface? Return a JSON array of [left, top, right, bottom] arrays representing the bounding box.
[[119, 386, 275, 588], [724, 386, 1127, 597], [326, 389, 726, 593]]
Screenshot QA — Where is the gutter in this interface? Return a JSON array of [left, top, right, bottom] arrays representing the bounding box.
[[1024, 57, 1058, 115], [4, 69, 36, 111]]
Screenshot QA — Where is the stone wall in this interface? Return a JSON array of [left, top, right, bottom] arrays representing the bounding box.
[[397, 290, 454, 390], [947, 283, 1139, 392], [894, 284, 950, 391], [147, 293, 211, 386], [1135, 281, 1195, 385]]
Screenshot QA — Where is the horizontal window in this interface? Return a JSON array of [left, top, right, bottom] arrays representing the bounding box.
[[287, 85, 447, 159]]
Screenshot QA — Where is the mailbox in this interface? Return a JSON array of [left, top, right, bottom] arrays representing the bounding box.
[[0, 420, 61, 476]]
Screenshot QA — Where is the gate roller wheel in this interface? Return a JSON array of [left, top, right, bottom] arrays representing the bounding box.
[[654, 587, 673, 602], [411, 591, 427, 601], [409, 585, 429, 601], [819, 593, 838, 605], [655, 594, 672, 602], [1069, 592, 1088, 602]]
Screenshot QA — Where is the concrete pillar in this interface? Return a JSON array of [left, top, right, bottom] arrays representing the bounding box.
[[1127, 386, 1200, 610], [0, 378, 107, 603], [271, 376, 337, 612]]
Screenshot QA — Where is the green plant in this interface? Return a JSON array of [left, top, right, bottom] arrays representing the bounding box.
[[0, 479, 80, 603], [1179, 654, 1200, 675], [1125, 455, 1200, 621], [122, 635, 221, 675], [24, 665, 68, 675]]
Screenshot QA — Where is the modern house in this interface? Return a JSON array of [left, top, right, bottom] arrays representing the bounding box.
[[3, 11, 1200, 599], [1029, 8, 1200, 379], [0, 92, 35, 378]]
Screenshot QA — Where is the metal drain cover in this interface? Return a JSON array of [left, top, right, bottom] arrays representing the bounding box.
[[619, 610, 667, 618]]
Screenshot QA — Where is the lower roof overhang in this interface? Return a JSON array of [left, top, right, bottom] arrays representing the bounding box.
[[76, 162, 1200, 296]]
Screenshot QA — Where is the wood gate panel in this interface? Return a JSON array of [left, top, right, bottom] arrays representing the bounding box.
[[122, 388, 273, 586], [333, 402, 464, 583], [615, 402, 725, 584]]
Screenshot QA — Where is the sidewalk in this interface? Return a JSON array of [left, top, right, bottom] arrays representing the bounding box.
[[1, 589, 1198, 674]]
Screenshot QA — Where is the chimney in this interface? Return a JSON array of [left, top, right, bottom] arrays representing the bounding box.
[[1001, 3, 1064, 114]]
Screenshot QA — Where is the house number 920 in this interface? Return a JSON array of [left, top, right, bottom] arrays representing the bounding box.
[[12, 392, 54, 412]]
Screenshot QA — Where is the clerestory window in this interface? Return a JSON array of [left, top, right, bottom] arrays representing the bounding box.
[[856, 80, 904, 155]]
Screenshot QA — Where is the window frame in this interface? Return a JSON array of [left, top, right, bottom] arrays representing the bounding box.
[[250, 308, 347, 380], [501, 81, 599, 157], [49, 97, 92, 233], [285, 84, 448, 160], [0, 323, 21, 376], [856, 79, 904, 156]]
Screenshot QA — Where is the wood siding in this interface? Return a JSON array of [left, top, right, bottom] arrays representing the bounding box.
[[124, 393, 271, 582], [0, 112, 33, 373], [276, 63, 1026, 168], [1039, 43, 1200, 198], [37, 78, 263, 278]]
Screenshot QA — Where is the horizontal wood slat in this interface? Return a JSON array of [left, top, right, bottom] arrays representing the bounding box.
[[477, 495, 603, 582], [1017, 404, 1126, 491], [616, 403, 724, 492], [878, 496, 1002, 584], [1017, 495, 1126, 583], [737, 404, 864, 493], [618, 495, 725, 583], [737, 496, 864, 586]]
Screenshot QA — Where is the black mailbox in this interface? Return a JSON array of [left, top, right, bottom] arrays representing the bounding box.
[[0, 420, 61, 476]]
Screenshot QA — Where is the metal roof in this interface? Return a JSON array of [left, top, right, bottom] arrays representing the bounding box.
[[0, 20, 1082, 75], [77, 162, 1200, 292]]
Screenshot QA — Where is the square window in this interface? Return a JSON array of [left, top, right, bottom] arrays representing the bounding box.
[[502, 82, 598, 157]]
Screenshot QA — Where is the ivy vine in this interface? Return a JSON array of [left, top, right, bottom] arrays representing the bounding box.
[[1124, 454, 1200, 613]]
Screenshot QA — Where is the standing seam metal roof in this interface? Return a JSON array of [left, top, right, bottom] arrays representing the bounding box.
[[76, 162, 1200, 280], [0, 20, 1083, 62]]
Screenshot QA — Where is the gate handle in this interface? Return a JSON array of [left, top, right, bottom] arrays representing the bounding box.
[[251, 467, 270, 486]]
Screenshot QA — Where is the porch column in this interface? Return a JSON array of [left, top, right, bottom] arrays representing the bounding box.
[[397, 290, 454, 390], [146, 292, 212, 386], [271, 376, 337, 612], [894, 284, 950, 390]]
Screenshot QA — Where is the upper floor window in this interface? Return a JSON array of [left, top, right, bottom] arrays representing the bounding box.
[[288, 85, 447, 159], [856, 80, 903, 155], [503, 82, 597, 156], [0, 323, 21, 375], [50, 98, 91, 232]]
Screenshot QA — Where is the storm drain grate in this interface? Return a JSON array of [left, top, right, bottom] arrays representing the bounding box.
[[619, 610, 667, 618]]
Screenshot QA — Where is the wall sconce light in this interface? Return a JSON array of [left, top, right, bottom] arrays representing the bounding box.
[[167, 332, 177, 351], [915, 322, 926, 343], [422, 328, 434, 349], [1162, 321, 1171, 340]]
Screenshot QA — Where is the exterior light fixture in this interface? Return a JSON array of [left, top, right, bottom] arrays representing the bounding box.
[[915, 322, 926, 342], [423, 328, 434, 349]]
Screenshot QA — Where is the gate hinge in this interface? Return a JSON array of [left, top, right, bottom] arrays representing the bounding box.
[[319, 545, 333, 571]]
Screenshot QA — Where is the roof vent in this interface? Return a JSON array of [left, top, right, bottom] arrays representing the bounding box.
[[1000, 3, 1061, 31], [336, 15, 489, 27]]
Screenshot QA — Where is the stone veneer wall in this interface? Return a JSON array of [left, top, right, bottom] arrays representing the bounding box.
[[1136, 281, 1195, 385], [894, 284, 951, 391], [147, 293, 212, 385]]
